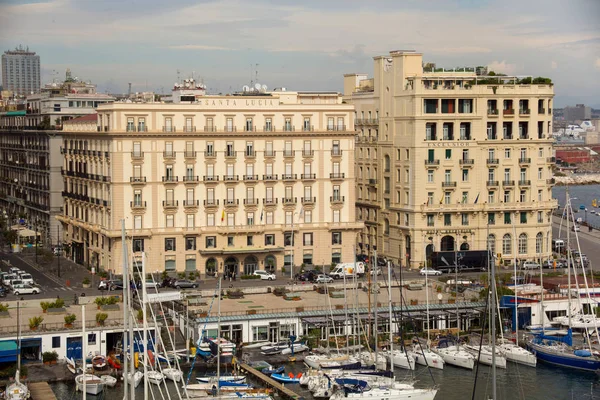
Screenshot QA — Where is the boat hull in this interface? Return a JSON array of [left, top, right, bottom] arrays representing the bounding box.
[[434, 348, 475, 370], [413, 350, 445, 370], [528, 342, 600, 371], [75, 375, 105, 395]]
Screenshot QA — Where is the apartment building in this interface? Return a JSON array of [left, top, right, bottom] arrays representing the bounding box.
[[1, 46, 40, 96], [343, 50, 556, 268], [57, 89, 362, 276]]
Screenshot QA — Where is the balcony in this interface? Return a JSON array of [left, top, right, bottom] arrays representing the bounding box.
[[263, 174, 278, 181], [282, 173, 297, 181], [262, 198, 278, 205], [223, 175, 239, 182], [327, 125, 346, 131], [162, 200, 179, 209], [519, 157, 531, 164], [183, 200, 200, 207], [302, 125, 314, 132], [442, 181, 457, 188], [162, 176, 179, 183], [330, 195, 345, 204], [301, 173, 316, 181], [487, 109, 499, 116], [547, 178, 556, 185], [538, 108, 546, 114], [519, 180, 531, 186], [487, 158, 499, 166], [424, 159, 440, 166], [243, 198, 259, 206], [547, 157, 556, 163], [301, 197, 316, 204], [204, 150, 216, 158], [203, 199, 219, 207], [355, 118, 378, 125], [502, 180, 515, 187], [130, 177, 147, 184], [243, 174, 259, 181], [223, 126, 237, 132], [225, 151, 236, 159], [282, 125, 295, 132], [184, 151, 197, 159], [264, 150, 275, 157], [459, 159, 474, 166], [204, 126, 217, 132], [503, 109, 515, 116], [163, 151, 176, 159], [283, 150, 295, 157], [131, 151, 144, 160], [162, 126, 176, 133], [486, 180, 499, 187], [203, 175, 220, 183], [224, 198, 239, 206], [183, 175, 200, 183], [519, 109, 531, 116], [302, 150, 314, 157], [183, 126, 196, 133], [331, 149, 342, 157], [330, 173, 346, 180], [282, 197, 297, 205], [245, 151, 256, 158]]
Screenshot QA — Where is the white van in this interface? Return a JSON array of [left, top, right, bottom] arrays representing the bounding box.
[[19, 273, 34, 285], [521, 261, 541, 270], [329, 262, 365, 279]]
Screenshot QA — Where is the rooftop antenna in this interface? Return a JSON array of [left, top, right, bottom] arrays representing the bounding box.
[[255, 63, 259, 86], [177, 69, 181, 84]]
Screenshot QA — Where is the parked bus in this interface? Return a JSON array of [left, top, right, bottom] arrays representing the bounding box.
[[428, 250, 490, 273]]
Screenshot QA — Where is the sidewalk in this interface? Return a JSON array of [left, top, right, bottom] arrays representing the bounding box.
[[553, 215, 600, 241], [17, 249, 97, 289]]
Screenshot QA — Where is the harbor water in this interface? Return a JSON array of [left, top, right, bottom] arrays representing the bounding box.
[[553, 184, 600, 228]]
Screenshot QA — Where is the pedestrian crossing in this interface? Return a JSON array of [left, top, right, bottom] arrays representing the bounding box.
[[47, 286, 75, 292]]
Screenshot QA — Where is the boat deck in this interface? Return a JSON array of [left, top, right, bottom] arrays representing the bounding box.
[[29, 382, 57, 400], [237, 360, 304, 400]]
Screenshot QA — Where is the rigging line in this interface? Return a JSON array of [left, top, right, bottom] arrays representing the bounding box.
[[470, 280, 490, 400]]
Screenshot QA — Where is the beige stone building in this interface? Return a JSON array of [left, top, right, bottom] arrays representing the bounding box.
[[343, 50, 557, 269], [57, 89, 362, 276]]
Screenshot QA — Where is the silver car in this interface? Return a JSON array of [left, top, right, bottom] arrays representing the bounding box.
[[315, 274, 333, 284]]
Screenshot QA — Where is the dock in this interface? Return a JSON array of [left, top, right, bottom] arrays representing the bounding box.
[[29, 382, 57, 400], [237, 361, 304, 400]]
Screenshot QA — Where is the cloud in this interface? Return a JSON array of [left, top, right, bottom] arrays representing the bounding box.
[[595, 57, 600, 71], [487, 60, 518, 75], [168, 44, 233, 51], [551, 61, 558, 69], [431, 46, 492, 54]]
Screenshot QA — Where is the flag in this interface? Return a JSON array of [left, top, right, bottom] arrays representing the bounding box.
[[299, 206, 305, 219], [426, 197, 430, 206], [221, 209, 225, 222], [474, 193, 480, 204], [260, 209, 264, 222], [439, 192, 445, 205]]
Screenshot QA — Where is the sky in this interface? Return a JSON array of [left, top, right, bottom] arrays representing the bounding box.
[[0, 0, 599, 107]]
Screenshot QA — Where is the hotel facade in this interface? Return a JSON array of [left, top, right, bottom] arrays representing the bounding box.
[[57, 90, 362, 276], [343, 50, 557, 269]]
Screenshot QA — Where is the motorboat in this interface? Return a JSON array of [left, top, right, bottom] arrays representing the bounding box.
[[304, 354, 352, 369], [330, 385, 437, 400], [497, 340, 537, 367], [127, 371, 144, 388], [146, 370, 165, 385], [163, 367, 183, 382], [100, 375, 117, 387], [91, 355, 107, 371], [260, 347, 282, 356], [196, 373, 246, 383], [243, 341, 270, 349], [433, 339, 475, 370], [66, 357, 77, 374], [182, 385, 272, 400], [75, 374, 105, 395], [528, 332, 600, 372], [464, 344, 507, 369], [262, 366, 284, 375], [271, 372, 302, 384], [5, 370, 29, 400], [412, 346, 445, 370], [249, 360, 272, 371], [281, 343, 309, 355], [259, 341, 290, 352], [385, 349, 416, 370]]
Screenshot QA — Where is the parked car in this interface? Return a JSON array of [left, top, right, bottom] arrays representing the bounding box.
[[0, 287, 6, 297], [162, 277, 177, 288], [138, 280, 161, 291], [19, 273, 34, 285], [376, 257, 388, 267], [521, 261, 541, 270], [9, 267, 21, 275], [109, 280, 124, 291], [419, 268, 442, 276], [253, 270, 276, 281], [12, 284, 40, 296], [98, 280, 110, 290], [315, 274, 333, 284], [172, 279, 198, 289], [1, 274, 15, 286], [296, 270, 318, 282], [572, 225, 581, 232], [9, 279, 23, 290]]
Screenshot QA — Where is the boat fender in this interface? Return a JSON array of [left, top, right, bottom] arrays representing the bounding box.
[[574, 349, 592, 357], [288, 372, 294, 378], [297, 372, 303, 378]]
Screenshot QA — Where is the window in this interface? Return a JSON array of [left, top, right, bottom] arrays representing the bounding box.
[[266, 211, 273, 224], [427, 214, 434, 227], [518, 233, 528, 254], [227, 236, 234, 247], [504, 212, 511, 224], [206, 236, 216, 248], [227, 213, 235, 226], [504, 148, 511, 159], [502, 234, 512, 254], [461, 214, 469, 226], [504, 190, 511, 203], [427, 192, 434, 205], [303, 233, 313, 246], [333, 209, 341, 223], [165, 214, 174, 228], [520, 190, 526, 203], [444, 213, 451, 226], [247, 236, 254, 246], [538, 190, 543, 201], [488, 212, 495, 225], [247, 212, 254, 225], [133, 239, 144, 252], [445, 149, 452, 160], [88, 334, 97, 345], [444, 191, 451, 205], [427, 170, 434, 183], [245, 118, 253, 132], [52, 336, 60, 348], [537, 211, 543, 223], [284, 118, 292, 131], [265, 118, 272, 132], [265, 234, 275, 246], [332, 232, 342, 245], [487, 234, 496, 254], [538, 147, 544, 157], [165, 238, 176, 251], [488, 191, 495, 204], [536, 232, 543, 253], [462, 169, 469, 182], [504, 168, 511, 182], [303, 117, 311, 131], [488, 169, 495, 182], [206, 141, 214, 156], [520, 211, 527, 224], [304, 210, 312, 223], [133, 215, 143, 230], [188, 214, 196, 228], [462, 191, 468, 203], [185, 237, 196, 251], [284, 232, 294, 246], [133, 190, 142, 207]]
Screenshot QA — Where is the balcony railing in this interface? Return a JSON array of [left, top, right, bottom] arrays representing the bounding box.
[[130, 177, 146, 183], [223, 175, 239, 182], [301, 173, 316, 180], [224, 199, 239, 206], [547, 157, 556, 163], [330, 195, 345, 203], [163, 151, 176, 158], [282, 197, 297, 204], [245, 151, 256, 158], [330, 173, 345, 179], [162, 176, 179, 183], [243, 198, 259, 205], [487, 109, 499, 116], [327, 125, 346, 131], [442, 181, 457, 188], [204, 126, 217, 132], [519, 180, 531, 186], [203, 175, 219, 182], [487, 158, 499, 165], [265, 150, 275, 157], [162, 126, 176, 133], [283, 150, 295, 157], [131, 151, 144, 159], [282, 174, 297, 181], [204, 199, 219, 206], [282, 125, 295, 132], [183, 200, 199, 207], [183, 126, 196, 132], [183, 175, 200, 182], [302, 150, 314, 157], [225, 151, 236, 158], [503, 109, 515, 116], [519, 109, 531, 115], [302, 125, 314, 132], [459, 159, 474, 165], [486, 180, 499, 186], [262, 198, 278, 205], [204, 150, 216, 158], [424, 159, 440, 166], [223, 126, 237, 132], [243, 174, 259, 181], [184, 151, 197, 158], [331, 149, 342, 156], [547, 178, 556, 185], [301, 197, 316, 204], [263, 174, 278, 181], [502, 180, 515, 186], [519, 157, 531, 164], [538, 108, 545, 114], [162, 200, 179, 208]]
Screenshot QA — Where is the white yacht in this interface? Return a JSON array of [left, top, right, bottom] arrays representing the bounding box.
[[464, 344, 507, 369], [433, 339, 475, 370], [412, 346, 445, 370], [497, 340, 537, 367], [75, 374, 105, 395], [5, 370, 29, 400]]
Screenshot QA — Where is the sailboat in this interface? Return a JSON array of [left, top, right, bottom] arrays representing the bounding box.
[[75, 304, 105, 395], [527, 190, 600, 372], [6, 302, 30, 400]]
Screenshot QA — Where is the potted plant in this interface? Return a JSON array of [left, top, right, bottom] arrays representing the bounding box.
[[0, 303, 9, 318], [96, 312, 108, 326], [29, 316, 43, 331], [226, 289, 244, 299], [64, 314, 76, 328], [273, 287, 287, 297], [82, 277, 91, 289], [40, 301, 49, 313], [42, 351, 59, 365]]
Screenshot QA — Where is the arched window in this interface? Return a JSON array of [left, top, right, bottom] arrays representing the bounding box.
[[384, 155, 391, 172], [535, 232, 544, 254], [487, 234, 496, 255], [518, 233, 528, 255], [502, 234, 512, 255], [384, 219, 390, 235]]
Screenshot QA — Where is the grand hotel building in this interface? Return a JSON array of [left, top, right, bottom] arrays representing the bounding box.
[[343, 50, 557, 269], [57, 89, 362, 276]]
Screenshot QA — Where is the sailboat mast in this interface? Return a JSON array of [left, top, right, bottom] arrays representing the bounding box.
[[512, 213, 518, 346], [455, 246, 460, 343], [373, 250, 378, 365], [490, 226, 497, 400], [121, 220, 129, 399], [387, 260, 393, 364], [82, 304, 87, 400], [566, 189, 572, 328], [425, 240, 430, 345], [217, 277, 222, 396], [17, 301, 20, 372], [142, 253, 148, 400]]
